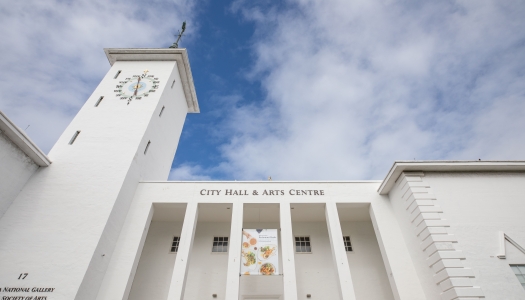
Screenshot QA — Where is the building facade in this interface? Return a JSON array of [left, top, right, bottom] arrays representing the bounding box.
[[0, 48, 524, 300]]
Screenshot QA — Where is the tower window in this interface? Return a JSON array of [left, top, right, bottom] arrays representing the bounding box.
[[511, 265, 525, 290], [159, 106, 165, 117], [171, 79, 176, 88], [95, 96, 104, 107], [170, 236, 180, 253], [212, 237, 229, 252], [144, 141, 151, 154], [343, 236, 353, 252], [295, 236, 311, 253], [69, 131, 81, 145], [114, 70, 122, 79]]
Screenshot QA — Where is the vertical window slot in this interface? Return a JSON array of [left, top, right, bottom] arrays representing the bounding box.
[[171, 80, 176, 88], [95, 96, 104, 107], [69, 131, 81, 145], [144, 141, 151, 154], [159, 106, 165, 117], [114, 70, 122, 79]]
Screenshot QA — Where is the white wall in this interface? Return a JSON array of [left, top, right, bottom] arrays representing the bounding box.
[[98, 181, 423, 300], [340, 221, 395, 300], [424, 172, 525, 299], [292, 221, 340, 300], [388, 176, 444, 300], [0, 130, 38, 218], [100, 181, 400, 300], [387, 171, 525, 299], [77, 60, 190, 299], [183, 222, 230, 300], [128, 221, 182, 300]]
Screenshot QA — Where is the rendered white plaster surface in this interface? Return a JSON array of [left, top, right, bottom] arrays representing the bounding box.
[[0, 57, 190, 300], [369, 196, 427, 300], [423, 172, 525, 299], [292, 221, 341, 300], [340, 221, 395, 300], [88, 178, 525, 300], [387, 177, 445, 300], [183, 222, 230, 299], [100, 182, 404, 299], [94, 175, 525, 299], [128, 221, 182, 300], [95, 200, 157, 299], [504, 239, 525, 264], [0, 130, 38, 218]]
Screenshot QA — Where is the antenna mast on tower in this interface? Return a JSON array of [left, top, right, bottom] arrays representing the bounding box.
[[169, 21, 186, 48]]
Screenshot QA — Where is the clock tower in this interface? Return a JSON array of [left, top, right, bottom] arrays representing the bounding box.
[[0, 49, 199, 300]]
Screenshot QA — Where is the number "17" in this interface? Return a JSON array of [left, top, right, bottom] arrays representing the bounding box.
[[18, 273, 28, 279]]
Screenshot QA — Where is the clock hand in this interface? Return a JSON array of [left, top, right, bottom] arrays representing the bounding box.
[[133, 77, 142, 96]]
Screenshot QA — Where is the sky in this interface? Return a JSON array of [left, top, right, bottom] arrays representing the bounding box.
[[1, 0, 524, 181]]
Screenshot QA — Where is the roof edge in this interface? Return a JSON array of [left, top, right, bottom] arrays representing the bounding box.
[[0, 110, 51, 167], [378, 160, 525, 195]]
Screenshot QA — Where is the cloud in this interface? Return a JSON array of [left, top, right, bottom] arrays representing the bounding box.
[[213, 0, 525, 180], [0, 0, 196, 153], [3, 0, 524, 181], [169, 164, 212, 181]]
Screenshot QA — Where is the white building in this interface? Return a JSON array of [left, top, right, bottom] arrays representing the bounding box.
[[1, 48, 524, 300]]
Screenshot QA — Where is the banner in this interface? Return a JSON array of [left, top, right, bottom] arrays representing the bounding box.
[[240, 229, 279, 275]]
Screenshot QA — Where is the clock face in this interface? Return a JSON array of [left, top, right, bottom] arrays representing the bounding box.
[[114, 70, 160, 103]]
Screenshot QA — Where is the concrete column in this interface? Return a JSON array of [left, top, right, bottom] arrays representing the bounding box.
[[167, 202, 199, 300], [325, 202, 357, 300], [369, 201, 426, 300], [225, 202, 243, 300], [96, 202, 155, 300], [279, 202, 298, 300]]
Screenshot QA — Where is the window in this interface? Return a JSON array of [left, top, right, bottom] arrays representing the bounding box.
[[295, 236, 311, 253], [114, 70, 122, 79], [170, 236, 180, 253], [95, 96, 104, 107], [171, 79, 176, 88], [159, 106, 165, 117], [212, 237, 228, 252], [511, 265, 525, 290], [343, 236, 353, 252], [69, 131, 81, 145]]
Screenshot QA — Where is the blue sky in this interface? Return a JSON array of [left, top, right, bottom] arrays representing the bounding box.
[[1, 0, 525, 181]]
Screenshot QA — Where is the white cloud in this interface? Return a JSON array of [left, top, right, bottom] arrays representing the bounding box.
[[215, 0, 525, 180], [169, 164, 212, 181]]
